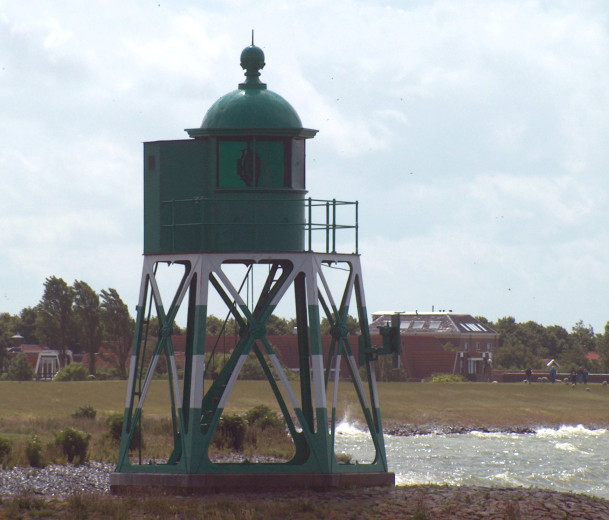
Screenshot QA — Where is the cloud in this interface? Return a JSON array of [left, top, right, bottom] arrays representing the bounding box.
[[1, 0, 609, 332]]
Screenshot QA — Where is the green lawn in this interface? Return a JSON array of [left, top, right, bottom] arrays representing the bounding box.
[[376, 381, 609, 428], [1, 380, 607, 429]]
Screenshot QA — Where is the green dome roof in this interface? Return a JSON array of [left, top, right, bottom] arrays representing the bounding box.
[[201, 88, 303, 129], [187, 44, 316, 138]]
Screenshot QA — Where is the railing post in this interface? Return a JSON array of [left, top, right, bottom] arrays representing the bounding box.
[[308, 197, 312, 252], [325, 201, 330, 253], [355, 200, 359, 254], [332, 198, 336, 253]]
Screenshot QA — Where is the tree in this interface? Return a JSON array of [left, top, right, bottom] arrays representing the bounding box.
[[99, 288, 134, 380], [544, 325, 570, 360], [557, 320, 596, 370], [596, 321, 609, 371], [320, 315, 360, 335], [0, 312, 19, 373], [144, 316, 183, 338], [37, 276, 75, 367], [6, 353, 35, 381], [206, 315, 225, 335], [73, 280, 102, 375], [493, 338, 539, 370], [569, 320, 595, 352], [493, 316, 518, 346], [18, 307, 39, 344], [265, 315, 291, 335], [492, 317, 571, 370]]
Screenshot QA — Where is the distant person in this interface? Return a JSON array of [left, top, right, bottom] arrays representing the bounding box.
[[583, 369, 589, 385], [549, 366, 557, 383], [526, 367, 532, 383], [578, 366, 584, 384], [570, 369, 577, 385]]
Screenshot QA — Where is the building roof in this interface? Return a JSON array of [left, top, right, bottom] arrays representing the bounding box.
[[585, 350, 600, 361], [370, 311, 497, 335]]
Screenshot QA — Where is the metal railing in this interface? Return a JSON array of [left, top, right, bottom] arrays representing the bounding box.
[[158, 196, 359, 254], [305, 198, 358, 254]]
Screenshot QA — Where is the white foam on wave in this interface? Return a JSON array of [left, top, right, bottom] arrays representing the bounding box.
[[335, 417, 366, 435], [555, 442, 579, 452], [470, 430, 515, 439], [535, 424, 607, 438]]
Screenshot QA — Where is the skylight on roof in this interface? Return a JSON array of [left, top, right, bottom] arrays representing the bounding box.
[[413, 321, 425, 329], [429, 321, 441, 329], [460, 323, 474, 332]]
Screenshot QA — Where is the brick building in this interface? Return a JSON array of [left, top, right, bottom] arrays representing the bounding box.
[[369, 311, 499, 381]]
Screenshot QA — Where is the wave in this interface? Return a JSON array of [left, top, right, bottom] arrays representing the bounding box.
[[340, 420, 608, 440], [535, 424, 607, 438], [335, 417, 367, 435]]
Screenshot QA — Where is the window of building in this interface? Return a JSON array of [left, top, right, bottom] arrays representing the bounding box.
[[467, 359, 476, 374]]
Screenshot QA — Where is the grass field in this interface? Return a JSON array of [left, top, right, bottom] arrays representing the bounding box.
[[0, 379, 607, 465], [1, 379, 607, 427]]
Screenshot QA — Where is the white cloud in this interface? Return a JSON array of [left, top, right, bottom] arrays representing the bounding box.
[[1, 0, 609, 332]]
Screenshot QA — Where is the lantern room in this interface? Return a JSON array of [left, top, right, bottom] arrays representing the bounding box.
[[143, 44, 317, 255]]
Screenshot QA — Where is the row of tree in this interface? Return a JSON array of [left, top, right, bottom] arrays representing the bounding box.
[[2, 275, 608, 378], [0, 276, 134, 378], [479, 316, 607, 372], [0, 276, 361, 380]]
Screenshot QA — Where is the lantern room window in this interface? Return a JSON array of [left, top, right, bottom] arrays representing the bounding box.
[[218, 137, 291, 188]]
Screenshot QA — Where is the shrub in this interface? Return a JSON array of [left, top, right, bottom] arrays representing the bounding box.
[[108, 413, 142, 450], [55, 428, 90, 465], [244, 404, 283, 430], [94, 366, 120, 380], [108, 413, 123, 442], [430, 373, 466, 383], [6, 354, 34, 381], [25, 434, 44, 467], [54, 362, 89, 381], [216, 414, 246, 452], [0, 436, 12, 466], [72, 405, 97, 420]]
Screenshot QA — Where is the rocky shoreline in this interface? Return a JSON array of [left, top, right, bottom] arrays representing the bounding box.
[[385, 423, 538, 436]]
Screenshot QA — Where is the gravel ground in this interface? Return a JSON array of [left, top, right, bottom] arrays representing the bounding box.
[[0, 462, 112, 497], [2, 463, 609, 519]]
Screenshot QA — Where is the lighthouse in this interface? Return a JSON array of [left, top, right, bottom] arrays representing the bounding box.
[[111, 42, 396, 494]]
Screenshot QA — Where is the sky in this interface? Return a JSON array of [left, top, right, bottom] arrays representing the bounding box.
[[2, 0, 609, 333]]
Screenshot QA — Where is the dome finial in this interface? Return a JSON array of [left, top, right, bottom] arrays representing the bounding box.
[[239, 34, 266, 89]]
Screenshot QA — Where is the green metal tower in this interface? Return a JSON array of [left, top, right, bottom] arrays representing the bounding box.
[[111, 42, 395, 494]]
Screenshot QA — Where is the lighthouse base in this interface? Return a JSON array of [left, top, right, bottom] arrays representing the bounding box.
[[110, 471, 395, 495]]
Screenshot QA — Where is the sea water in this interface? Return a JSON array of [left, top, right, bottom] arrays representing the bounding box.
[[334, 422, 609, 498]]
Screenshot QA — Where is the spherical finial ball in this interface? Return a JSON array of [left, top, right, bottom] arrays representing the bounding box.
[[240, 45, 265, 74]]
